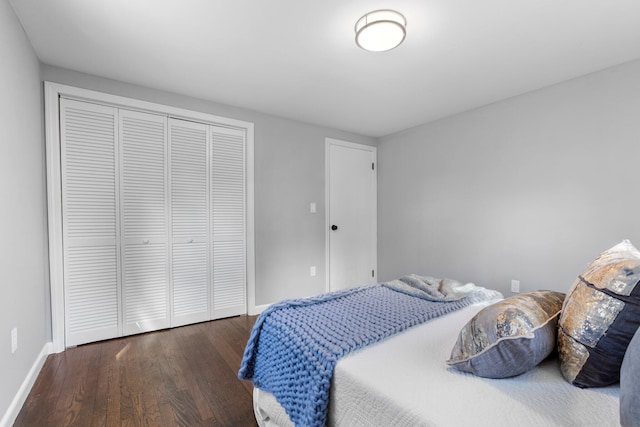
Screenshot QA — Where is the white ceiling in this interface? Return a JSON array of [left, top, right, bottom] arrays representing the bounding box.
[[10, 0, 640, 137]]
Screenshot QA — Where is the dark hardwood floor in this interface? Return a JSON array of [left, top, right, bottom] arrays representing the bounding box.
[[14, 315, 259, 427]]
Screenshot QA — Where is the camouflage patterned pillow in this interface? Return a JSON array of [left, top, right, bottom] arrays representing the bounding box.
[[447, 291, 565, 378], [558, 240, 640, 388]]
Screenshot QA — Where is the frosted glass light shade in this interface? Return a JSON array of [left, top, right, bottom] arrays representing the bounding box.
[[355, 10, 406, 52]]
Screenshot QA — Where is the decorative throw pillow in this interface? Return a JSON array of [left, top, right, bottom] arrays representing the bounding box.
[[558, 239, 640, 388], [621, 326, 640, 427], [447, 290, 565, 378]]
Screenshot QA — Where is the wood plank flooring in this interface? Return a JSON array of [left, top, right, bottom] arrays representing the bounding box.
[[14, 315, 258, 427]]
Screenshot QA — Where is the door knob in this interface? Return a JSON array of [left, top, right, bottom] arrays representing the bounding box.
[[331, 225, 338, 231]]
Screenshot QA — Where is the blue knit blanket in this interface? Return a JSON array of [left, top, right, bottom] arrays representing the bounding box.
[[238, 284, 498, 427]]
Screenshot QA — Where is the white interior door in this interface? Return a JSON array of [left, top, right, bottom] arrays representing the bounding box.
[[169, 118, 211, 326], [61, 98, 121, 346], [119, 109, 170, 335], [211, 126, 247, 318], [326, 139, 377, 292]]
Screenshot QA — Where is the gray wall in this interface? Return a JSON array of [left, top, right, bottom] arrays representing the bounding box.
[[0, 0, 48, 420], [378, 59, 640, 296], [41, 65, 376, 308]]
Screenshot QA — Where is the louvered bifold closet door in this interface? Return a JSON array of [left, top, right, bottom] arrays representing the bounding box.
[[119, 109, 171, 335], [169, 119, 210, 326], [211, 126, 247, 318], [60, 99, 121, 346]]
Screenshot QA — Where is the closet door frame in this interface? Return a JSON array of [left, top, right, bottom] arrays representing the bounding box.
[[45, 82, 256, 353]]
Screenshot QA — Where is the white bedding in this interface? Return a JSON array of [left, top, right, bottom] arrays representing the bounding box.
[[254, 298, 620, 426]]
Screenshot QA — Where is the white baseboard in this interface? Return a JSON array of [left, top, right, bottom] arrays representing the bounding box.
[[249, 303, 269, 315], [0, 341, 52, 427]]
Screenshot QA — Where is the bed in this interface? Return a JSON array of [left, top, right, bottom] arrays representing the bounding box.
[[239, 277, 623, 427]]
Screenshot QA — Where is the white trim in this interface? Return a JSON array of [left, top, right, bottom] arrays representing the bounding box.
[[325, 141, 331, 293], [0, 342, 52, 427], [249, 303, 269, 316], [44, 82, 256, 351], [324, 138, 378, 293], [46, 82, 252, 129], [45, 83, 65, 353], [246, 125, 256, 316]]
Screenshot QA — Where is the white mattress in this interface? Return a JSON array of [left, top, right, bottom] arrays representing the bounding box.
[[254, 299, 620, 426]]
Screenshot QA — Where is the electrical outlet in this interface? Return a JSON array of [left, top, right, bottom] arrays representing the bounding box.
[[310, 202, 317, 214], [310, 266, 317, 277], [11, 328, 17, 354], [511, 279, 520, 293]]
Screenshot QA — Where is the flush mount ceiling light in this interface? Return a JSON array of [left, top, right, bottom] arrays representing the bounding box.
[[355, 9, 407, 52]]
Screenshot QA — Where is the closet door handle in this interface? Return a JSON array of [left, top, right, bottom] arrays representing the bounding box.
[[187, 239, 194, 243], [142, 239, 150, 244], [331, 225, 338, 231]]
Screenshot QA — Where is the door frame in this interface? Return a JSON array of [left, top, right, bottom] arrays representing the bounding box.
[[45, 82, 256, 352], [324, 138, 377, 293]]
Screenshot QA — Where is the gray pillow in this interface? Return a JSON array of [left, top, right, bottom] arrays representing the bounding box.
[[621, 326, 640, 427], [447, 290, 565, 378]]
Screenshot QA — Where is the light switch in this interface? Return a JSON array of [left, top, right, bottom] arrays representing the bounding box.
[[310, 202, 317, 213], [310, 266, 316, 277]]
